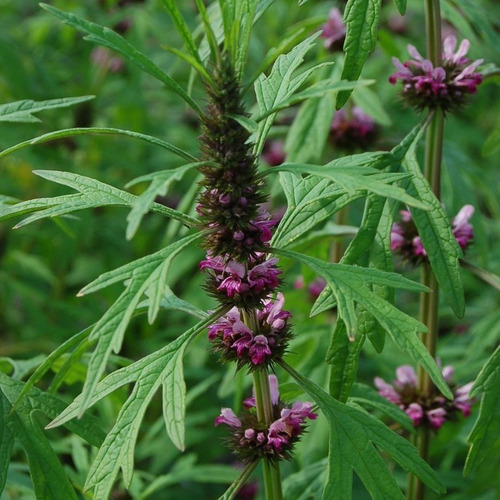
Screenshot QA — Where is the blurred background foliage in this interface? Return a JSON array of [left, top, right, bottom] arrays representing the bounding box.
[[0, 0, 498, 498]]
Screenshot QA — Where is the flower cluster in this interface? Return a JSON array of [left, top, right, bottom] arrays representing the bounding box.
[[200, 253, 281, 308], [375, 365, 474, 429], [391, 205, 474, 264], [389, 35, 483, 112], [320, 8, 346, 52], [329, 107, 377, 151], [215, 376, 317, 462], [207, 293, 291, 369]]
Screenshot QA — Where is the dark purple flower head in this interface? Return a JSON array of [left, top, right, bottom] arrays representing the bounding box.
[[329, 106, 377, 151], [262, 141, 286, 166], [200, 252, 282, 309], [215, 376, 317, 462], [320, 8, 346, 52], [391, 205, 474, 265], [374, 364, 475, 430], [389, 35, 483, 112], [207, 294, 292, 369]]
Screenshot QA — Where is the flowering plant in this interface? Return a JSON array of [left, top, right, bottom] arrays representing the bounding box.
[[0, 1, 497, 499]]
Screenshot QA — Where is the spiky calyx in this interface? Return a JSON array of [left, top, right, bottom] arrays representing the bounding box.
[[198, 57, 268, 261]]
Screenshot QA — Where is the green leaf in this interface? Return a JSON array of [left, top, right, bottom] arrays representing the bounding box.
[[47, 312, 225, 499], [0, 96, 94, 123], [253, 32, 321, 156], [0, 127, 198, 162], [403, 146, 465, 317], [272, 173, 361, 248], [350, 383, 414, 432], [161, 0, 202, 65], [125, 162, 202, 239], [352, 86, 391, 126], [40, 4, 202, 115], [276, 249, 453, 399], [337, 0, 381, 108], [282, 459, 327, 500], [280, 362, 445, 499], [326, 319, 365, 403], [270, 162, 427, 209], [75, 232, 203, 417], [465, 346, 500, 475], [0, 372, 105, 499], [0, 170, 198, 229], [392, 0, 407, 16]]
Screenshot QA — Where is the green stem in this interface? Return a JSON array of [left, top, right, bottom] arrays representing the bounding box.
[[243, 310, 283, 500], [407, 2, 445, 498]]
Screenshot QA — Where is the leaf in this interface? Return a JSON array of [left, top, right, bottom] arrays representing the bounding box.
[[125, 162, 202, 239], [47, 312, 225, 499], [465, 346, 500, 475], [0, 170, 198, 229], [326, 319, 365, 403], [0, 96, 94, 123], [272, 173, 361, 248], [0, 127, 198, 162], [392, 0, 407, 16], [253, 33, 321, 156], [40, 4, 202, 115], [270, 162, 427, 209], [403, 145, 465, 317], [75, 232, 203, 417], [352, 86, 391, 126], [0, 372, 105, 499], [350, 383, 414, 432], [276, 249, 453, 399], [280, 362, 445, 499], [337, 0, 381, 108], [218, 461, 259, 500], [282, 459, 327, 500]]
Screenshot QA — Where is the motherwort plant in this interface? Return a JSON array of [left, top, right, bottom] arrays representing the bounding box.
[[0, 1, 495, 499]]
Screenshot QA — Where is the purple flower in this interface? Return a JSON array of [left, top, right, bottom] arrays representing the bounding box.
[[207, 294, 291, 369], [308, 277, 327, 300], [389, 35, 483, 111], [215, 408, 242, 428], [262, 141, 286, 166], [330, 107, 377, 151], [216, 376, 317, 462], [452, 205, 474, 250], [374, 364, 475, 430], [320, 8, 346, 51], [391, 205, 475, 265]]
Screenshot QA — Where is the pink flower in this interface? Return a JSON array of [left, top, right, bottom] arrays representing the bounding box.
[[395, 365, 418, 387], [374, 377, 402, 405], [389, 35, 483, 111], [215, 408, 242, 428], [427, 408, 447, 429], [406, 403, 424, 426], [262, 141, 286, 166], [452, 205, 474, 250], [320, 8, 346, 51], [308, 277, 327, 300], [454, 382, 474, 417]]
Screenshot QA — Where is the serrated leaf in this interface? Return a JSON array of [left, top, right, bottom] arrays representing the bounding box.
[[125, 162, 202, 239], [0, 96, 94, 123], [253, 33, 321, 156], [276, 249, 453, 399], [350, 383, 414, 432], [0, 372, 105, 499], [270, 162, 426, 209], [403, 146, 465, 317], [0, 170, 198, 229], [280, 362, 445, 499], [40, 4, 201, 115], [48, 312, 224, 499], [326, 319, 365, 403], [337, 0, 381, 108], [272, 173, 361, 248], [75, 232, 202, 417], [465, 346, 500, 475], [0, 127, 197, 162]]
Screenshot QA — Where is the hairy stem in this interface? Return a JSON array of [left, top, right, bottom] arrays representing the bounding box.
[[408, 1, 445, 496]]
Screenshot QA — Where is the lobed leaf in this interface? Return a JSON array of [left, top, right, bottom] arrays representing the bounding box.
[[280, 362, 445, 499], [276, 249, 453, 399], [0, 96, 94, 123]]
